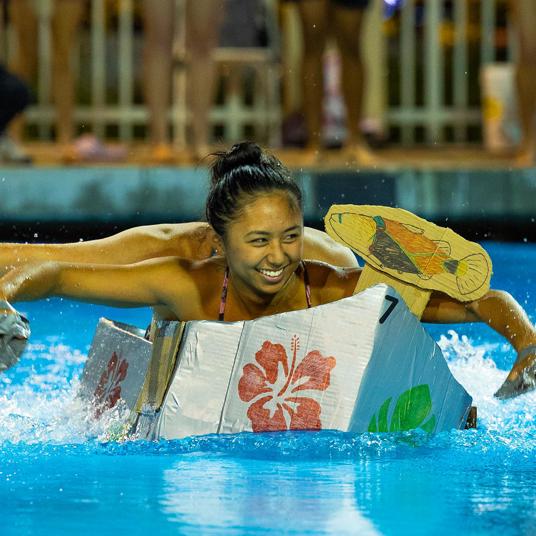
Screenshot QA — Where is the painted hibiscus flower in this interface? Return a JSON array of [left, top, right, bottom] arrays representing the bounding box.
[[238, 336, 336, 432], [93, 351, 129, 418]]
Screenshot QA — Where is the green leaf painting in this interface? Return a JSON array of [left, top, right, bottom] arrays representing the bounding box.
[[368, 384, 436, 434]]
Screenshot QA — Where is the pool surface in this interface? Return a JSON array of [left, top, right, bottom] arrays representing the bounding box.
[[1, 242, 535, 535]]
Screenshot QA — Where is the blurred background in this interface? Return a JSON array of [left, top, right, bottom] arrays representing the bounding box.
[[0, 0, 534, 243]]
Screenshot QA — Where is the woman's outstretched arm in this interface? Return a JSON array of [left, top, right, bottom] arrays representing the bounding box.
[[423, 289, 535, 354], [0, 257, 196, 312], [0, 223, 357, 277], [423, 289, 536, 398], [0, 223, 217, 275]]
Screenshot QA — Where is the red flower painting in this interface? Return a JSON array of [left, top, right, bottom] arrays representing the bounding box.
[[93, 351, 129, 418], [238, 336, 336, 432]]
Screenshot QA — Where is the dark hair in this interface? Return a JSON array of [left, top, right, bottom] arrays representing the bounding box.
[[206, 141, 303, 237]]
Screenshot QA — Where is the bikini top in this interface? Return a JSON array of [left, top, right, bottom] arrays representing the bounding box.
[[218, 262, 312, 321]]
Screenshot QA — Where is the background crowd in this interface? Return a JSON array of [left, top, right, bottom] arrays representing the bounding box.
[[0, 0, 535, 167]]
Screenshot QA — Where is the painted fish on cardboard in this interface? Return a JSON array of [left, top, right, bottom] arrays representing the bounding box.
[[327, 212, 489, 296]]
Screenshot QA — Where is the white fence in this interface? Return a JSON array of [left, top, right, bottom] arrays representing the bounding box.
[[0, 0, 514, 146], [384, 0, 514, 144]]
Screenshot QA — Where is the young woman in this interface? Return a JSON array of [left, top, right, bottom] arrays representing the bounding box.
[[0, 142, 534, 397], [0, 221, 358, 276]]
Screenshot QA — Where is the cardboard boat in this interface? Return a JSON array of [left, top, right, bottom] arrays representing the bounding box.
[[77, 285, 474, 440]]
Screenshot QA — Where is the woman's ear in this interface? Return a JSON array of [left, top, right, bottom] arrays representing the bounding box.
[[213, 234, 225, 256]]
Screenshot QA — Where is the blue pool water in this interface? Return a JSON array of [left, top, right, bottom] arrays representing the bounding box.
[[1, 242, 535, 535]]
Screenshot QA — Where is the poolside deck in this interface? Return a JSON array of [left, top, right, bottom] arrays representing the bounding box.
[[20, 142, 520, 170], [0, 143, 534, 243]]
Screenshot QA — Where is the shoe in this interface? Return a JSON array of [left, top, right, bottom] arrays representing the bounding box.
[[342, 142, 378, 167], [150, 143, 176, 165], [0, 135, 32, 164], [62, 134, 127, 164]]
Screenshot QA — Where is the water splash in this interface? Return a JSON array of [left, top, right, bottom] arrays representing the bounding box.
[[0, 339, 131, 446]]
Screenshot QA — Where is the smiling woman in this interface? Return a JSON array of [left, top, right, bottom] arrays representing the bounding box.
[[0, 142, 357, 323], [0, 142, 535, 396], [206, 143, 312, 320]]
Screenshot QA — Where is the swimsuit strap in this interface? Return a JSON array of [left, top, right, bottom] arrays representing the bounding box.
[[218, 266, 230, 321], [217, 263, 312, 321], [301, 261, 312, 309]]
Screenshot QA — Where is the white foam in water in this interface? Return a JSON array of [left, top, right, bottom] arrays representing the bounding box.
[[438, 329, 536, 434], [0, 340, 129, 445]]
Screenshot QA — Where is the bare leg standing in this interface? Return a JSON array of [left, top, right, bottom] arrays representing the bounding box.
[[185, 0, 224, 159], [51, 0, 86, 148], [511, 0, 536, 166], [332, 2, 375, 164], [7, 0, 38, 143], [296, 0, 329, 159], [141, 0, 176, 163]]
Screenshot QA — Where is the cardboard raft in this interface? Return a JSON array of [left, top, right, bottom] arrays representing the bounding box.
[[77, 285, 473, 439]]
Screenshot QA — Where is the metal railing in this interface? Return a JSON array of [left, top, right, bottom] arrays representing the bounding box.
[[0, 0, 513, 146], [385, 0, 513, 144]]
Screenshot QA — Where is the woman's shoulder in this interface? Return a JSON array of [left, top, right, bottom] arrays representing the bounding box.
[[152, 222, 217, 259], [303, 260, 361, 304], [303, 227, 359, 268], [159, 255, 225, 284], [148, 255, 226, 320]]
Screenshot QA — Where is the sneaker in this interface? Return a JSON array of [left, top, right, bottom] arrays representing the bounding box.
[[0, 135, 32, 164], [61, 134, 127, 164]]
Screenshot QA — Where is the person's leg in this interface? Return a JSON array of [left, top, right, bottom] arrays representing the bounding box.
[[141, 0, 175, 161], [185, 0, 224, 159], [7, 0, 38, 142], [7, 0, 38, 83], [332, 0, 375, 164], [0, 66, 31, 135], [296, 0, 329, 155], [511, 0, 536, 166], [50, 0, 87, 146], [0, 65, 32, 163]]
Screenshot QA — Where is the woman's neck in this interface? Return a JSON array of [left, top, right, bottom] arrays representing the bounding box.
[[227, 269, 302, 320]]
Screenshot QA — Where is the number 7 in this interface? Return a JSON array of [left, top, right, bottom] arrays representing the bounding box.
[[379, 295, 399, 324]]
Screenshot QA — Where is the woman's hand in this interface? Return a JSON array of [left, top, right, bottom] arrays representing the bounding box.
[[0, 262, 60, 304], [0, 299, 30, 372], [494, 345, 536, 399]]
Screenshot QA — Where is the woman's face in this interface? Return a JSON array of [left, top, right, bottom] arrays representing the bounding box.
[[222, 191, 303, 299]]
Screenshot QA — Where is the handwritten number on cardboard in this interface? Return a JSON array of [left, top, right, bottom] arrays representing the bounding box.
[[379, 295, 399, 324]]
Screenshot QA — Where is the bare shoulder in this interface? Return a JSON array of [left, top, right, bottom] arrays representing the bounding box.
[[134, 221, 214, 245], [118, 222, 217, 259], [148, 254, 223, 286], [303, 227, 359, 268], [303, 260, 361, 305], [142, 221, 212, 240], [144, 255, 225, 320]]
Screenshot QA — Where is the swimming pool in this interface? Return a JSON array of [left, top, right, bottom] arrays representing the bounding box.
[[1, 242, 534, 535]]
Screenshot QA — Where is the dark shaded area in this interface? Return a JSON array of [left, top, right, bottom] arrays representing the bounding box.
[[315, 172, 397, 212]]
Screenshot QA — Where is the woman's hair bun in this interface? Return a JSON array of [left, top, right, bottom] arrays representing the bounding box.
[[206, 141, 302, 236], [210, 141, 263, 185]]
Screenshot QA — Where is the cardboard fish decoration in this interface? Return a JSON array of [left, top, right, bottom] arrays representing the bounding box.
[[324, 205, 492, 316]]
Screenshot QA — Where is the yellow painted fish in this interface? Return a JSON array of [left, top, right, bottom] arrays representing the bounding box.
[[326, 211, 489, 296]]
